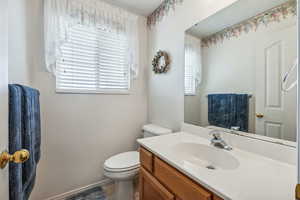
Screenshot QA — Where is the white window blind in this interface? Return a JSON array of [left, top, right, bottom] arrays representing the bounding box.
[[185, 47, 196, 95], [56, 24, 130, 93], [185, 34, 202, 96]]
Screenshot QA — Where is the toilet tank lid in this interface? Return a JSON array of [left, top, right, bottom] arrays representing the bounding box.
[[142, 124, 172, 135]]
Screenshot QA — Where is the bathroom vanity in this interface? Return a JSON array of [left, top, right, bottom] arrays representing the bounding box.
[[139, 147, 222, 200], [137, 125, 296, 200]]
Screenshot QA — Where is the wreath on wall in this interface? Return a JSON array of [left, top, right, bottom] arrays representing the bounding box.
[[152, 50, 170, 74]]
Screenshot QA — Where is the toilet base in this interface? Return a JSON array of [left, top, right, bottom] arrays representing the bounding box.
[[114, 179, 134, 200]]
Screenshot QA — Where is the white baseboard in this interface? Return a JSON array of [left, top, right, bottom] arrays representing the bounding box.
[[44, 179, 113, 200]]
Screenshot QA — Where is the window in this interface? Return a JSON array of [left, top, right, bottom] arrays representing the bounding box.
[[56, 24, 130, 93], [184, 49, 196, 95], [184, 35, 201, 96], [185, 46, 197, 95]]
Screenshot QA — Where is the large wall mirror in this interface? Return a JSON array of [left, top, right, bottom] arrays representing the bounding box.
[[184, 0, 297, 143]]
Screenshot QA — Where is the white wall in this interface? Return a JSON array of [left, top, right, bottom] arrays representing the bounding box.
[[148, 0, 239, 131], [8, 0, 32, 85], [184, 92, 201, 126], [0, 0, 9, 199], [8, 0, 148, 199]]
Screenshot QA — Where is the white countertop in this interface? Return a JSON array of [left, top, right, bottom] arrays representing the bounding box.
[[137, 132, 297, 200]]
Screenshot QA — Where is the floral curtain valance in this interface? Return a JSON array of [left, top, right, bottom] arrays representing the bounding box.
[[54, 0, 137, 30], [44, 0, 140, 78]]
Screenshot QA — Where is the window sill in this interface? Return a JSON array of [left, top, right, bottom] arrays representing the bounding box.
[[56, 89, 131, 95]]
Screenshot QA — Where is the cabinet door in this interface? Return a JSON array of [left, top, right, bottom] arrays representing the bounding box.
[[140, 168, 174, 200], [154, 157, 212, 200], [213, 195, 223, 200], [140, 147, 153, 172]]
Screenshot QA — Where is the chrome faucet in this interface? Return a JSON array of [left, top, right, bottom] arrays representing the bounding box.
[[209, 130, 232, 151]]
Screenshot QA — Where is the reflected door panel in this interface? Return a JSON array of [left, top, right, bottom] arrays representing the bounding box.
[[255, 26, 297, 140]]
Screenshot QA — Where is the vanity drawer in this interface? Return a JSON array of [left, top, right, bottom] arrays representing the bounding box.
[[140, 167, 175, 200], [140, 147, 153, 172], [213, 195, 223, 200], [154, 157, 212, 200]]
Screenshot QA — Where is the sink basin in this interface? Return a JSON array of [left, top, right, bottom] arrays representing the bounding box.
[[171, 143, 240, 170]]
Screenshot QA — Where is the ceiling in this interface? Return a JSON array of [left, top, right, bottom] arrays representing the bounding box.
[[187, 0, 290, 38], [102, 0, 164, 16]]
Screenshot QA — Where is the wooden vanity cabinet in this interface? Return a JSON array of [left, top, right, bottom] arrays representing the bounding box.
[[139, 147, 224, 200], [140, 147, 153, 173], [213, 195, 223, 200], [140, 168, 174, 200], [154, 157, 212, 200]]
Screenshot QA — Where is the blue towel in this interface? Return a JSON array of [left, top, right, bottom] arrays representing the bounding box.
[[208, 94, 249, 132], [9, 84, 41, 200]]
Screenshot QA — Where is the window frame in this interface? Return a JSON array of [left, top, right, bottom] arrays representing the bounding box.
[[184, 52, 197, 96], [184, 35, 202, 96]]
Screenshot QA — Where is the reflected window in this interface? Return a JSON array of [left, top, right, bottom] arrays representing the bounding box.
[[184, 34, 201, 95]]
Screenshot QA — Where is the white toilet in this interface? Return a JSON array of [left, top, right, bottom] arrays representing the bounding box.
[[103, 124, 172, 200]]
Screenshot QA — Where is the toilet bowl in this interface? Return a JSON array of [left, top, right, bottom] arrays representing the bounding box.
[[104, 151, 139, 200], [103, 124, 172, 200]]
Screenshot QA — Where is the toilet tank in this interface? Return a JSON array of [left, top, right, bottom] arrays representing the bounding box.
[[142, 124, 172, 138]]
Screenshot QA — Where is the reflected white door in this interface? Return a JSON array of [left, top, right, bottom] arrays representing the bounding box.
[[0, 0, 9, 199], [255, 25, 297, 141]]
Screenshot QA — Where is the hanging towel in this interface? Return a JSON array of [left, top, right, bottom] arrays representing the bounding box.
[[235, 94, 249, 132], [9, 84, 41, 200], [208, 94, 249, 132]]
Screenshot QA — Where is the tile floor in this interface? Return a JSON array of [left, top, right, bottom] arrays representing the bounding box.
[[66, 187, 106, 200], [66, 178, 139, 200]]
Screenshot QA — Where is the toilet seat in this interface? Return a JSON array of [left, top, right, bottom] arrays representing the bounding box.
[[104, 151, 139, 172], [104, 151, 140, 181], [104, 167, 139, 181]]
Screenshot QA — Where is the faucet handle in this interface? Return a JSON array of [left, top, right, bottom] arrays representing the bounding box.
[[209, 130, 221, 140]]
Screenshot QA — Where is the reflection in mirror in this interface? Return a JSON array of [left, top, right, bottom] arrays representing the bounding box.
[[184, 0, 297, 142]]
